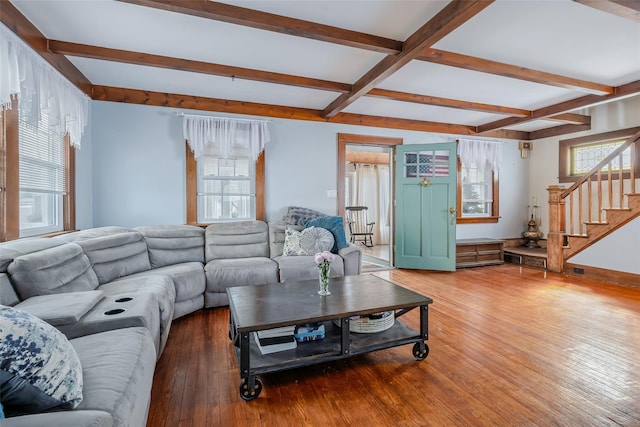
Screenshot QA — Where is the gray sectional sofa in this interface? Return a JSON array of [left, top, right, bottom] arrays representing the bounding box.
[[0, 220, 361, 427]]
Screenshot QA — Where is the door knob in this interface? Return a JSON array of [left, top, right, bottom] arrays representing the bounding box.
[[420, 178, 430, 187], [449, 207, 456, 224]]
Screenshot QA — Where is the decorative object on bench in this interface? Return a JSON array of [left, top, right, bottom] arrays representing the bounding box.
[[0, 305, 83, 416], [314, 251, 335, 296], [345, 206, 375, 247]]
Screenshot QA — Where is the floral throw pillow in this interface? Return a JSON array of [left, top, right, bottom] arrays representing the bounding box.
[[0, 305, 83, 416], [283, 227, 334, 256]]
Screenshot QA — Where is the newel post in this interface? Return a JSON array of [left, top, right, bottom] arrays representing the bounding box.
[[547, 185, 565, 273]]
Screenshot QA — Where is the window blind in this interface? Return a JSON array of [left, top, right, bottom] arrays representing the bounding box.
[[18, 109, 65, 195]]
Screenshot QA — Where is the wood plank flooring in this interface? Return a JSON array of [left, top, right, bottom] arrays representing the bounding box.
[[147, 264, 640, 426]]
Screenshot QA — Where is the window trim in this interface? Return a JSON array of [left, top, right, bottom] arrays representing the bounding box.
[[559, 126, 640, 183], [185, 141, 265, 225], [456, 156, 499, 224], [0, 101, 76, 241]]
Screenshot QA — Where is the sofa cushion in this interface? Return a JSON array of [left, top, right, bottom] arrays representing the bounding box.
[[0, 273, 20, 306], [135, 225, 205, 267], [72, 327, 156, 427], [204, 257, 278, 293], [283, 227, 334, 256], [77, 232, 151, 285], [301, 216, 349, 253], [274, 255, 344, 282], [99, 275, 175, 355], [7, 243, 99, 300], [0, 306, 83, 416], [120, 262, 205, 306], [0, 238, 64, 273], [205, 221, 270, 261], [282, 206, 326, 225], [1, 410, 113, 427], [14, 291, 104, 326], [51, 226, 131, 243]]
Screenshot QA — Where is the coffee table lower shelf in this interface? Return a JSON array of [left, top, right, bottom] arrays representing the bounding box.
[[231, 312, 429, 401]]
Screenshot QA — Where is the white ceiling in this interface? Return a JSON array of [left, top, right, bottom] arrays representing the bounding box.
[[8, 0, 640, 138]]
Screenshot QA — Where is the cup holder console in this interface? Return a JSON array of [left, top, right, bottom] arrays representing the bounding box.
[[115, 297, 133, 303], [104, 308, 126, 316]]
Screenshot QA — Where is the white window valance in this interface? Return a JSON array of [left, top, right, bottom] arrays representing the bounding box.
[[0, 23, 90, 148], [457, 138, 503, 172], [182, 114, 270, 162]]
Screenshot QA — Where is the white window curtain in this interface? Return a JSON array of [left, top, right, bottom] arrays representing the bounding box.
[[182, 114, 270, 162], [0, 23, 89, 148], [457, 138, 503, 171], [353, 164, 390, 245]]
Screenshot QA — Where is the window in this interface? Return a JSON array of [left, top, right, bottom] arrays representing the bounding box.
[[197, 155, 254, 222], [18, 109, 65, 237], [456, 158, 499, 223], [186, 143, 265, 224], [0, 104, 75, 241], [559, 127, 640, 183]]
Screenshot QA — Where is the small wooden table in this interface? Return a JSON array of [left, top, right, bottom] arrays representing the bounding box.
[[227, 274, 433, 400]]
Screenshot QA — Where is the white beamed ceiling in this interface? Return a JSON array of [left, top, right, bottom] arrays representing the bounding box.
[[8, 0, 640, 138]]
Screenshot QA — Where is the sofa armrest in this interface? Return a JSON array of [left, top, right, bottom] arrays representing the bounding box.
[[338, 243, 362, 276], [13, 291, 104, 326], [1, 410, 113, 427]]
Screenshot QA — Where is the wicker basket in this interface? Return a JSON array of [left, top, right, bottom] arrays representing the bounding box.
[[335, 311, 395, 333]]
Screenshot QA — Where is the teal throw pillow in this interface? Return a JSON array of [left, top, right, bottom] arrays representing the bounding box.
[[302, 216, 348, 253], [0, 305, 83, 416]]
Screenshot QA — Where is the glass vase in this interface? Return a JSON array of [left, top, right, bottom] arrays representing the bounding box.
[[318, 264, 331, 296]]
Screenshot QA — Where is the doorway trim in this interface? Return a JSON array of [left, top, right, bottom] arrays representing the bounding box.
[[337, 133, 403, 217]]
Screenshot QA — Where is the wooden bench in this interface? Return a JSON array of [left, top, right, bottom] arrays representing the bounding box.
[[456, 238, 504, 268]]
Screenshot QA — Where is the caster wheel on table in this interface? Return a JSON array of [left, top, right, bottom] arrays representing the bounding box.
[[412, 342, 429, 361], [240, 378, 263, 401]]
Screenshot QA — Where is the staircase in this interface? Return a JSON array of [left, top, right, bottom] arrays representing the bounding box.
[[547, 130, 640, 273]]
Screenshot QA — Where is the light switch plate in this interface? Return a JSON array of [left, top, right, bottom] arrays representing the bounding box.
[[327, 190, 337, 198]]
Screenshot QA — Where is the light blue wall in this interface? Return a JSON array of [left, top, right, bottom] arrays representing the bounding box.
[[75, 104, 93, 230], [91, 101, 185, 227], [87, 101, 529, 239]]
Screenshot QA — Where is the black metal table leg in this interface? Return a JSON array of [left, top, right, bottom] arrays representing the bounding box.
[[340, 317, 350, 356]]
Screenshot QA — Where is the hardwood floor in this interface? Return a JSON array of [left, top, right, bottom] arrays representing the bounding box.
[[147, 265, 640, 427]]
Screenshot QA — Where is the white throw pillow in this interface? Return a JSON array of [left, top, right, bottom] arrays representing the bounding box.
[[283, 227, 334, 256]]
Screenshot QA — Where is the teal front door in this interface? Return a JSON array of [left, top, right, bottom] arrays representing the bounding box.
[[395, 143, 457, 270]]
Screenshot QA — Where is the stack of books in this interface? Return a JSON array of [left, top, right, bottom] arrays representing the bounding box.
[[253, 326, 297, 354]]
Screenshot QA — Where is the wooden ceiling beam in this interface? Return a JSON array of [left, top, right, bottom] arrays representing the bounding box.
[[0, 2, 92, 95], [366, 88, 529, 117], [91, 85, 476, 135], [116, 0, 402, 54], [573, 0, 640, 23], [418, 49, 614, 95], [321, 0, 494, 118], [118, 0, 620, 101], [545, 112, 591, 125], [477, 79, 640, 133], [527, 123, 592, 140], [48, 40, 351, 93]]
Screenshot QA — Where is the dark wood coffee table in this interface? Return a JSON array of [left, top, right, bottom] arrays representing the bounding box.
[[227, 274, 433, 400]]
